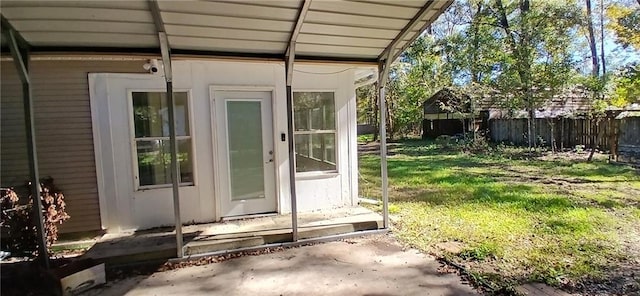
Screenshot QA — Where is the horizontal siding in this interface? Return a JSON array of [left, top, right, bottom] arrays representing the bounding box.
[[1, 62, 29, 188], [1, 59, 146, 234]]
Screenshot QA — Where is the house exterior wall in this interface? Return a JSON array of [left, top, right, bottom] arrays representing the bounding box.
[[291, 65, 359, 215], [83, 59, 364, 232], [89, 61, 288, 231], [1, 59, 147, 233]]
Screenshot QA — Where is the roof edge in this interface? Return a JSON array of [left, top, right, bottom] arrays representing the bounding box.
[[0, 46, 379, 65]]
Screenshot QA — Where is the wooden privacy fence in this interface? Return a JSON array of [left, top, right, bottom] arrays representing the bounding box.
[[488, 117, 618, 151]]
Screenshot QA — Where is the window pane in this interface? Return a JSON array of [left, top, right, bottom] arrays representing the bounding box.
[[293, 92, 335, 131], [295, 134, 310, 158], [132, 92, 189, 137], [293, 92, 337, 173], [294, 107, 309, 131], [136, 139, 193, 186], [295, 133, 336, 173], [323, 134, 336, 163]]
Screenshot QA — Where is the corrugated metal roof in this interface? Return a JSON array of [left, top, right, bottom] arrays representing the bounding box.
[[0, 0, 452, 62]]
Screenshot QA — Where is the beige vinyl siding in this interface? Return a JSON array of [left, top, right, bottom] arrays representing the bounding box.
[[1, 62, 30, 189], [1, 59, 146, 233]]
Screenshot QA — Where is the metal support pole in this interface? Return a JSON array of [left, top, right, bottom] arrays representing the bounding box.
[[148, 1, 182, 258], [6, 28, 49, 268], [158, 32, 183, 258], [285, 43, 298, 242], [286, 85, 299, 242], [166, 81, 183, 257], [285, 0, 310, 242], [378, 59, 391, 229]]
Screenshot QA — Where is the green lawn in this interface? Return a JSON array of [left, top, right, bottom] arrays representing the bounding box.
[[359, 140, 640, 290]]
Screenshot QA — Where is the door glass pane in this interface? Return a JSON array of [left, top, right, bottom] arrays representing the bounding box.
[[136, 139, 193, 186], [227, 101, 265, 200]]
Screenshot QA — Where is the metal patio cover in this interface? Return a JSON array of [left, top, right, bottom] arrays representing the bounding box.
[[0, 0, 454, 264], [0, 0, 452, 63]]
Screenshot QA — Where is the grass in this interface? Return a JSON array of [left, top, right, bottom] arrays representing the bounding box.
[[359, 139, 640, 289], [358, 133, 374, 144]]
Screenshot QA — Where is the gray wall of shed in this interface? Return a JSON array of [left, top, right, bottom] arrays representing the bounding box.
[[618, 117, 640, 164], [1, 59, 146, 234]]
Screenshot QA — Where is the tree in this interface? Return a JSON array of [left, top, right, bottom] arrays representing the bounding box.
[[356, 81, 378, 141], [611, 63, 640, 106], [606, 1, 640, 50], [492, 0, 581, 150], [586, 0, 601, 77]]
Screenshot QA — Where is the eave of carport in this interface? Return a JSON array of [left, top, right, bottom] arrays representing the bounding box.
[[0, 0, 453, 264]]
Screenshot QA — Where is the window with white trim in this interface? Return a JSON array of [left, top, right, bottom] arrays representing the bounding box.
[[132, 92, 194, 188], [293, 92, 337, 173]]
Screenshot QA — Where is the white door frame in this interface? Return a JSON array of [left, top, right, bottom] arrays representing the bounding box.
[[209, 86, 280, 219]]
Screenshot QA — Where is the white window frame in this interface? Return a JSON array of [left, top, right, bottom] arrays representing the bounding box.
[[292, 90, 339, 176], [128, 89, 196, 191]]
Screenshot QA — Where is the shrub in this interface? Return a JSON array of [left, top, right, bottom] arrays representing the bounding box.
[[1, 178, 70, 256], [435, 135, 454, 146]]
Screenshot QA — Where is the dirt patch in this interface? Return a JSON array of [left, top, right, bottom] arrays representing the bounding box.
[[435, 242, 466, 254]]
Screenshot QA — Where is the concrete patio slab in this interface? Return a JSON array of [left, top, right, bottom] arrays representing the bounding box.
[[81, 234, 479, 296], [80, 206, 382, 265]]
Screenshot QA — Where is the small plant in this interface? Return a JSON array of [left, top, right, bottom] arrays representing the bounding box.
[[537, 135, 546, 148], [1, 177, 70, 256], [435, 135, 454, 147]]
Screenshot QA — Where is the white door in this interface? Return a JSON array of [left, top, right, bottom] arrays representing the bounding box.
[[213, 90, 276, 217]]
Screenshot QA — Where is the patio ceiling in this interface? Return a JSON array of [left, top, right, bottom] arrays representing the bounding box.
[[0, 0, 452, 63]]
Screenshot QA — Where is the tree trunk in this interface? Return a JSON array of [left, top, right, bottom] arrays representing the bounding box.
[[586, 0, 600, 77], [386, 90, 393, 141], [462, 118, 467, 140], [610, 119, 618, 161], [372, 83, 379, 142], [600, 0, 606, 76], [549, 119, 556, 153], [585, 0, 600, 161], [560, 117, 565, 151], [527, 107, 536, 150], [587, 118, 599, 161]]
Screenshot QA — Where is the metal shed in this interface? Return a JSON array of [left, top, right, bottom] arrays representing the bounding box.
[[1, 0, 453, 267]]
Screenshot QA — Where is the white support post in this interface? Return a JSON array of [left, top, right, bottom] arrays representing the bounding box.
[[149, 0, 182, 258], [375, 1, 437, 228], [285, 46, 298, 242], [285, 0, 311, 242], [378, 57, 392, 229], [160, 33, 183, 258]]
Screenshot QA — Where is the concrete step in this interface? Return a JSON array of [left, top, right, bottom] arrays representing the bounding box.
[[184, 220, 381, 256], [81, 207, 384, 265], [84, 219, 382, 266]]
